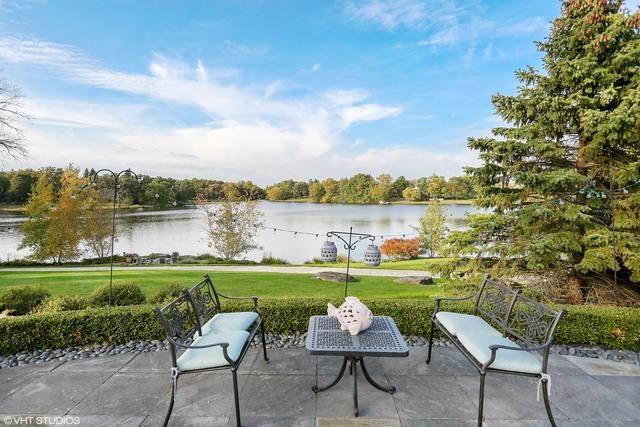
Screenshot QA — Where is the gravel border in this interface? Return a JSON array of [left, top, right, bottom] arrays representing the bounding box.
[[1, 334, 638, 369]]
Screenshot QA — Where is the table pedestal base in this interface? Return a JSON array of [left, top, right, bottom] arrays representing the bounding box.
[[312, 357, 396, 417]]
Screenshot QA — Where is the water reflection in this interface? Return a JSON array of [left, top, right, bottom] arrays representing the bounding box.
[[0, 201, 477, 264]]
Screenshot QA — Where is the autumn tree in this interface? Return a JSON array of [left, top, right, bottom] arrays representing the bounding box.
[[426, 175, 447, 200], [19, 167, 87, 263], [197, 193, 264, 261], [81, 187, 113, 258], [447, 1, 640, 292], [308, 182, 325, 202], [18, 174, 54, 261], [46, 168, 85, 262], [402, 186, 420, 202], [371, 174, 392, 202], [414, 202, 449, 257]]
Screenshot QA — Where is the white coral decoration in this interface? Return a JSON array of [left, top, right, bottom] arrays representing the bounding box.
[[327, 296, 373, 336]]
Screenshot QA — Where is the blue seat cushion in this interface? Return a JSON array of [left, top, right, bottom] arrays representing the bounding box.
[[196, 312, 259, 337], [456, 332, 542, 374], [177, 330, 249, 371], [435, 312, 502, 338]]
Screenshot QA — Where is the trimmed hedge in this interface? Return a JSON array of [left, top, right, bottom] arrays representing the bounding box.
[[0, 297, 639, 355]]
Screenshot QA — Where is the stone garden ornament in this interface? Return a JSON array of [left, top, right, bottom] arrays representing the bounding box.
[[327, 296, 373, 336]]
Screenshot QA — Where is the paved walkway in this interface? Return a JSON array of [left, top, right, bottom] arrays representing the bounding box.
[[1, 347, 639, 426], [0, 265, 430, 277]]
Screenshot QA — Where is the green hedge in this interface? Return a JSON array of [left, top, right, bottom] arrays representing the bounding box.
[[0, 297, 639, 355]]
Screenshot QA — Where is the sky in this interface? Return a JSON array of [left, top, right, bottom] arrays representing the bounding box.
[[0, 0, 635, 184]]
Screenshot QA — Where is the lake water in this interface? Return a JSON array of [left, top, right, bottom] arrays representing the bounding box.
[[0, 201, 476, 264]]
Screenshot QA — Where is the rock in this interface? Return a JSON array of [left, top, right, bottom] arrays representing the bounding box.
[[394, 276, 434, 285], [315, 271, 357, 283]]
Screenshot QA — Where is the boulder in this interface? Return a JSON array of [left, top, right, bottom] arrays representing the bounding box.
[[394, 276, 434, 285], [315, 271, 357, 283]]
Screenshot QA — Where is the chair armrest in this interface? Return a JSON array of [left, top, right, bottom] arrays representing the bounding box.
[[166, 337, 236, 365], [433, 294, 475, 314], [489, 343, 549, 353], [217, 293, 260, 312], [166, 335, 229, 350], [483, 341, 552, 371]]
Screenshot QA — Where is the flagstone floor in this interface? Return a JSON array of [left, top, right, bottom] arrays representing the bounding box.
[[1, 347, 639, 426]]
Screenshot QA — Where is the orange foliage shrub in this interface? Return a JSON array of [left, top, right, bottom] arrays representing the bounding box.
[[380, 238, 422, 260]]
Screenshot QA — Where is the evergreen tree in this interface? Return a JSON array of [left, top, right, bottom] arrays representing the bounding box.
[[447, 1, 640, 289]]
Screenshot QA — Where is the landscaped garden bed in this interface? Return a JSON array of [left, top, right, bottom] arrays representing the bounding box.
[[1, 297, 639, 356]]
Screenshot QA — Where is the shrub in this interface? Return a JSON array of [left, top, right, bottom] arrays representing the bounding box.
[[1, 297, 639, 355], [31, 295, 89, 313], [260, 255, 289, 265], [149, 282, 185, 305], [0, 286, 51, 315], [91, 282, 146, 307], [380, 238, 422, 260]]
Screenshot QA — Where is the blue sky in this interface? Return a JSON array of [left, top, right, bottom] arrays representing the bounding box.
[[2, 0, 631, 184]]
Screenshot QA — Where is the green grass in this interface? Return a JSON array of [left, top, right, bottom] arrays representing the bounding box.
[[0, 270, 447, 300]]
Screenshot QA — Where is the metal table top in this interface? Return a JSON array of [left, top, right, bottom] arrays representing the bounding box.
[[306, 315, 409, 357]]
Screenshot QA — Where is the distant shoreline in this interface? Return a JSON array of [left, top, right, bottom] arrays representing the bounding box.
[[268, 198, 476, 206], [0, 198, 476, 214]]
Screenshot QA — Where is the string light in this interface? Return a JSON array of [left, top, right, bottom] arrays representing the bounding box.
[[254, 223, 419, 239]]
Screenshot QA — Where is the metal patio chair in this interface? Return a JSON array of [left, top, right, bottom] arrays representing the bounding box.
[[426, 276, 566, 427], [154, 281, 266, 427]]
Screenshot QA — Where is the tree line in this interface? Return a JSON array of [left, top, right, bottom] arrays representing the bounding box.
[[0, 167, 266, 207], [0, 168, 475, 207], [265, 173, 475, 203]]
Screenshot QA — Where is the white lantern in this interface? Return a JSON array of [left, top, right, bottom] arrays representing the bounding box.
[[320, 240, 337, 262], [327, 297, 373, 336], [363, 244, 381, 266]]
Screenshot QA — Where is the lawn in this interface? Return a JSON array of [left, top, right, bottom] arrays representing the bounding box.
[[0, 270, 447, 301]]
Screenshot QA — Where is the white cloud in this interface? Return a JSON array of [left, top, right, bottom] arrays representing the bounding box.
[[418, 16, 547, 47], [324, 89, 370, 106], [340, 104, 403, 126], [347, 0, 430, 30], [483, 42, 493, 60], [0, 36, 411, 182], [312, 63, 321, 72], [338, 146, 479, 178], [18, 119, 475, 182], [264, 80, 283, 98]]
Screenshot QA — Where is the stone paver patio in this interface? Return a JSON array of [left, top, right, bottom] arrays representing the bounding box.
[[1, 347, 639, 426]]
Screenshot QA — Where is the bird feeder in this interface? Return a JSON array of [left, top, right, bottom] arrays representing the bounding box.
[[320, 240, 337, 262], [363, 244, 381, 266]]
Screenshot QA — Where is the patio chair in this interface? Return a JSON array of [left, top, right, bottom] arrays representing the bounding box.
[[426, 276, 565, 427], [185, 274, 269, 363], [154, 278, 266, 427]]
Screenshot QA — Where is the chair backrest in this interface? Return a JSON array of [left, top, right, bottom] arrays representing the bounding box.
[[187, 274, 222, 326], [474, 276, 519, 332], [153, 291, 199, 345], [505, 293, 565, 348]]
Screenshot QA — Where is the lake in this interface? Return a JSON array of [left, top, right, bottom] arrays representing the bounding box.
[[0, 201, 477, 264]]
